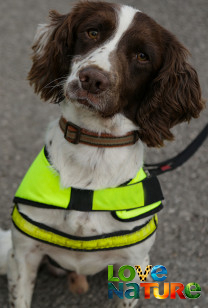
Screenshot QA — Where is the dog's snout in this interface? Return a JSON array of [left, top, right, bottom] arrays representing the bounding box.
[[79, 67, 110, 94]]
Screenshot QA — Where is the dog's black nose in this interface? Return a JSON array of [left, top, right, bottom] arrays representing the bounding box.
[[79, 67, 110, 94]]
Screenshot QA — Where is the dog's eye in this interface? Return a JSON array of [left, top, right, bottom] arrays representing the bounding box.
[[87, 29, 99, 40], [136, 52, 149, 62]]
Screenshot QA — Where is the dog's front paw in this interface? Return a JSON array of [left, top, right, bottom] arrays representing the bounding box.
[[116, 297, 139, 308], [68, 272, 89, 295]]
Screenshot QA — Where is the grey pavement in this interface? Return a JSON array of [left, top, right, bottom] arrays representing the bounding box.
[[0, 0, 208, 307]]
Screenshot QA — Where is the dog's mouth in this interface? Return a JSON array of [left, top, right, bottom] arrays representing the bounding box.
[[77, 98, 94, 109], [65, 80, 120, 117], [66, 82, 103, 110]]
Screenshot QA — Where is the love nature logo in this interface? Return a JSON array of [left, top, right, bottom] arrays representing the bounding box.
[[108, 265, 201, 300]]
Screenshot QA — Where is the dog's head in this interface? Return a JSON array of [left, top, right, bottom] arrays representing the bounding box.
[[28, 1, 205, 147]]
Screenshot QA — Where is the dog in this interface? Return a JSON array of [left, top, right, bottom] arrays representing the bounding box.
[[0, 1, 205, 307]]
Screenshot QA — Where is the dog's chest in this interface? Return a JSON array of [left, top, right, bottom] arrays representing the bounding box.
[[18, 191, 156, 275], [19, 205, 122, 237], [42, 210, 154, 274], [62, 211, 104, 236], [37, 210, 133, 273]]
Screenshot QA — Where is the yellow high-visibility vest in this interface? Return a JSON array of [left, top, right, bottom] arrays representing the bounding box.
[[12, 147, 163, 251]]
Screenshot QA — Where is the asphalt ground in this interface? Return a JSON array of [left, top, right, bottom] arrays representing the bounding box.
[[0, 0, 207, 307]]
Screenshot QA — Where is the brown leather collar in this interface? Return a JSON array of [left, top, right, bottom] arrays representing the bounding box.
[[59, 117, 139, 147]]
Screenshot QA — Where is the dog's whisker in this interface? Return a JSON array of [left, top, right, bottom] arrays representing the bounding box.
[[42, 76, 67, 90], [46, 80, 66, 95]]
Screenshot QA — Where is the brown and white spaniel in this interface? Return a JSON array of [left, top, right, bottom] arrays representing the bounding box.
[[0, 2, 204, 308]]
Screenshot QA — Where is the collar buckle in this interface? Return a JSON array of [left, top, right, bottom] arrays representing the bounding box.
[[64, 121, 82, 144]]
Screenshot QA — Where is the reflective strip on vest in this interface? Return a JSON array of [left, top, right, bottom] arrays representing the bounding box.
[[12, 205, 158, 251], [13, 148, 164, 217]]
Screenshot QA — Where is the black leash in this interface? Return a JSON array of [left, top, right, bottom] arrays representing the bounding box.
[[144, 123, 208, 176]]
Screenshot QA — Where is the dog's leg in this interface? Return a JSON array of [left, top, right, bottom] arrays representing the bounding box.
[[7, 230, 43, 308], [113, 255, 150, 308], [113, 264, 140, 308], [68, 271, 89, 295]]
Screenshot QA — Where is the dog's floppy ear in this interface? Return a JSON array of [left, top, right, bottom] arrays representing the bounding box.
[[137, 30, 205, 147], [28, 11, 73, 103]]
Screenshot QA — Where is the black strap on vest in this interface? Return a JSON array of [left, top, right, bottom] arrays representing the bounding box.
[[144, 123, 208, 176], [67, 175, 164, 211]]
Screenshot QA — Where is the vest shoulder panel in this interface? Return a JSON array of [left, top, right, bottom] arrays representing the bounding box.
[[13, 147, 164, 218], [14, 148, 71, 209]]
